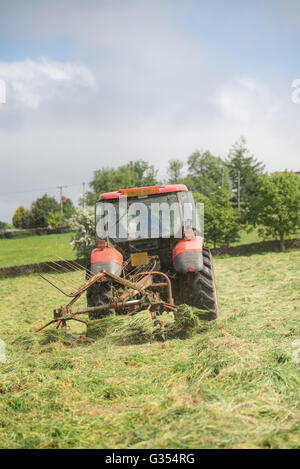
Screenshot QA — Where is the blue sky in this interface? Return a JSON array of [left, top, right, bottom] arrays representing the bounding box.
[[0, 0, 299, 222], [1, 1, 299, 76], [0, 33, 72, 63]]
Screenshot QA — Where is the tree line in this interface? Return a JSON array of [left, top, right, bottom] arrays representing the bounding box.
[[83, 136, 300, 251], [10, 136, 300, 251], [12, 195, 75, 230]]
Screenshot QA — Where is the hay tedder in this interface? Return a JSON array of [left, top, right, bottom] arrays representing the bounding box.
[[36, 184, 218, 333]]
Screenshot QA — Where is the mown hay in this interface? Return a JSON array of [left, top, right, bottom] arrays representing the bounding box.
[[165, 304, 200, 339], [39, 329, 79, 346], [39, 329, 67, 345], [110, 310, 155, 345], [86, 305, 201, 344], [86, 316, 125, 339], [12, 334, 36, 347]]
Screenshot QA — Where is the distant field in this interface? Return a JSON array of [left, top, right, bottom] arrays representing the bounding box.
[[0, 250, 299, 448], [0, 232, 76, 267], [215, 227, 299, 248], [0, 229, 299, 268], [233, 228, 261, 246]]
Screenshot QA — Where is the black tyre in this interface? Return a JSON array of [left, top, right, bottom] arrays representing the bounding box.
[[189, 248, 219, 320], [202, 247, 211, 259], [86, 263, 113, 319]]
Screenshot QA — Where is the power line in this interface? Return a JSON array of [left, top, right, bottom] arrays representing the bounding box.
[[82, 182, 86, 207], [57, 185, 68, 215], [0, 183, 84, 197], [237, 170, 241, 211]]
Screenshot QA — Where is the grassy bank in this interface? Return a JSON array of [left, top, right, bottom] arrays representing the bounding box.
[[0, 232, 76, 267], [0, 249, 299, 448]]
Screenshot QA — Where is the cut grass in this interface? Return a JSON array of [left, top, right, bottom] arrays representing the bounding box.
[[0, 232, 76, 267], [0, 250, 299, 448]]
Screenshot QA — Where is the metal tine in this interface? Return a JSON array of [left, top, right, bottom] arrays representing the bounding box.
[[44, 259, 75, 280], [46, 260, 82, 290], [41, 266, 85, 295], [39, 273, 75, 297], [42, 262, 83, 292], [57, 257, 95, 281], [43, 263, 75, 286], [72, 260, 95, 278], [50, 265, 88, 290], [50, 259, 76, 274], [55, 255, 95, 277], [41, 270, 81, 294], [51, 256, 102, 294], [54, 254, 86, 271], [56, 256, 115, 288], [56, 257, 86, 275]]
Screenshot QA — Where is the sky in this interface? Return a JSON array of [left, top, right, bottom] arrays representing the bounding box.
[[0, 0, 300, 222]]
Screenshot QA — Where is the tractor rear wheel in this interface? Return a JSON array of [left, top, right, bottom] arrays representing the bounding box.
[[86, 263, 113, 319], [189, 247, 219, 320]]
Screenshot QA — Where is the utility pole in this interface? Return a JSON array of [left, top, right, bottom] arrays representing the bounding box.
[[82, 182, 86, 207], [237, 171, 241, 211], [57, 185, 67, 215]]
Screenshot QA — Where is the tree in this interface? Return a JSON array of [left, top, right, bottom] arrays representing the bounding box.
[[29, 194, 61, 228], [46, 211, 64, 228], [13, 206, 26, 228], [62, 197, 76, 220], [167, 159, 184, 184], [248, 171, 300, 252], [0, 221, 7, 229], [12, 205, 30, 228], [226, 136, 265, 209], [194, 190, 240, 248], [127, 160, 158, 186], [69, 207, 95, 259], [86, 159, 159, 206], [186, 150, 232, 197]]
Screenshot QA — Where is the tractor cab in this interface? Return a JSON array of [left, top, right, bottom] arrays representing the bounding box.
[[94, 185, 202, 269]]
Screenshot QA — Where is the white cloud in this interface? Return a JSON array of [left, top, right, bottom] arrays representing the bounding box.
[[216, 78, 278, 122], [0, 58, 95, 109], [0, 1, 300, 223]]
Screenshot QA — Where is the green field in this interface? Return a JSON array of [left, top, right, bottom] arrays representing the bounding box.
[[0, 232, 76, 267], [0, 250, 299, 448], [0, 229, 287, 268], [1, 229, 300, 269]]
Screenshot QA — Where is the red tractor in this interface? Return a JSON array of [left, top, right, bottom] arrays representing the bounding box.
[[87, 184, 218, 320]]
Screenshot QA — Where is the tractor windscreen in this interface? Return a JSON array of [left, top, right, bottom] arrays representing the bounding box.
[[96, 192, 183, 241]]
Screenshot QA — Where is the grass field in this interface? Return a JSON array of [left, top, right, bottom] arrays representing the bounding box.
[[0, 249, 299, 449], [1, 228, 300, 268], [0, 232, 76, 267], [0, 229, 288, 268]]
